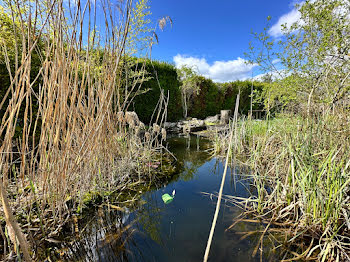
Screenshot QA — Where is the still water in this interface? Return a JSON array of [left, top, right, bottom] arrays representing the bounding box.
[[61, 136, 275, 262]]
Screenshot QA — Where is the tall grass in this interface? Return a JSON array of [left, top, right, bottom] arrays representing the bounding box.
[[215, 110, 350, 261], [0, 0, 169, 260]]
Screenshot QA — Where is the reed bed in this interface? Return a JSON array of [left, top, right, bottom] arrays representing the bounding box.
[[214, 109, 350, 261], [0, 0, 171, 260]]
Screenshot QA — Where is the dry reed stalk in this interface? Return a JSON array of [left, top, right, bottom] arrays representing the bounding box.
[[0, 176, 32, 261], [203, 93, 240, 262], [218, 108, 350, 260], [0, 0, 170, 259]]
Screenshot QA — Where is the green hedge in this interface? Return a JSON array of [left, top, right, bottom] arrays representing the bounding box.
[[188, 79, 265, 119], [220, 80, 265, 114], [1, 50, 266, 132], [132, 60, 182, 123], [188, 76, 220, 118], [132, 62, 266, 122]]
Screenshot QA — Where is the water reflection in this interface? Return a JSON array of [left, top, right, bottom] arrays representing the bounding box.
[[57, 136, 277, 261]]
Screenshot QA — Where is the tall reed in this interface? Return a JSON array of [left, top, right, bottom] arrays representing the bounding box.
[[0, 0, 168, 260], [215, 109, 350, 260]]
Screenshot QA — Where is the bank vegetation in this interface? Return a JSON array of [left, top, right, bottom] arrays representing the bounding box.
[[214, 0, 350, 260]]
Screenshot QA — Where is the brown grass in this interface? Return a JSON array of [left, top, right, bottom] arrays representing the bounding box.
[[0, 0, 169, 260], [213, 109, 350, 261]]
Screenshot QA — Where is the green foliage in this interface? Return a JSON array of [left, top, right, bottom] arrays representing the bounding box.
[[220, 81, 264, 114], [176, 64, 266, 119], [189, 76, 219, 118], [176, 65, 201, 118], [132, 63, 266, 122], [133, 60, 182, 123], [237, 2, 350, 258], [0, 6, 43, 138], [246, 0, 350, 111], [189, 79, 265, 119], [0, 6, 18, 100], [127, 0, 153, 56], [220, 111, 350, 260]]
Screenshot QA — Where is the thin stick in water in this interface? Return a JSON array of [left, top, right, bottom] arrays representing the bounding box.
[[203, 94, 240, 262]]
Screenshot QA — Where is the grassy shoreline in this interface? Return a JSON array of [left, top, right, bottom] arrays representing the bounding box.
[[213, 111, 350, 261]]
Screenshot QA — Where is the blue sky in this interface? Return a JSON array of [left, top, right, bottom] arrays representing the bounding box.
[[62, 0, 302, 82], [148, 0, 302, 82]]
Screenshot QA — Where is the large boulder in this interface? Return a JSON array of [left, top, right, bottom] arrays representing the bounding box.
[[164, 118, 207, 134], [117, 111, 145, 129]]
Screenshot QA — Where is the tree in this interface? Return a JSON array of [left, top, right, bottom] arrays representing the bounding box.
[[176, 65, 200, 118], [246, 0, 350, 113]]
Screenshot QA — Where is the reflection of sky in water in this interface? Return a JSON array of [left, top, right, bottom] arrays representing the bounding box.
[[62, 136, 276, 262]]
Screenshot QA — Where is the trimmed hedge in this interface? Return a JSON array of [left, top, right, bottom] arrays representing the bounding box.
[[132, 61, 266, 122], [1, 52, 266, 130], [188, 79, 264, 119], [132, 60, 182, 123]]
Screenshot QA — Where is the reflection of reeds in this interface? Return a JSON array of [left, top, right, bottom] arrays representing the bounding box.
[[57, 206, 137, 261], [0, 0, 169, 259], [57, 190, 166, 261], [215, 109, 350, 261]]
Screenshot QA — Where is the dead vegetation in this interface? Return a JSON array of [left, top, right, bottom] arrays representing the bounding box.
[[0, 0, 172, 260]]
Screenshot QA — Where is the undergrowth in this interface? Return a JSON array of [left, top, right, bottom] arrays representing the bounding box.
[[214, 110, 350, 261]]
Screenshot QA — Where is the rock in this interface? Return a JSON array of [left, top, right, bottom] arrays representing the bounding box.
[[182, 119, 206, 133], [164, 122, 182, 134], [164, 122, 177, 129], [163, 114, 232, 135], [164, 119, 207, 134], [197, 120, 205, 126], [117, 111, 144, 128], [204, 115, 220, 125]]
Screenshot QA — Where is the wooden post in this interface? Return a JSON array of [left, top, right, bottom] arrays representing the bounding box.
[[220, 110, 231, 124]]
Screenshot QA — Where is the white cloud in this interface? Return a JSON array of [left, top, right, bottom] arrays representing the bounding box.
[[253, 69, 289, 82], [173, 55, 210, 75], [173, 54, 257, 82], [63, 0, 78, 7], [269, 8, 301, 37], [269, 0, 349, 38], [272, 58, 281, 64]]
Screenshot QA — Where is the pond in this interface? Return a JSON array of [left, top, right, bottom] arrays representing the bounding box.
[[59, 136, 276, 262]]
